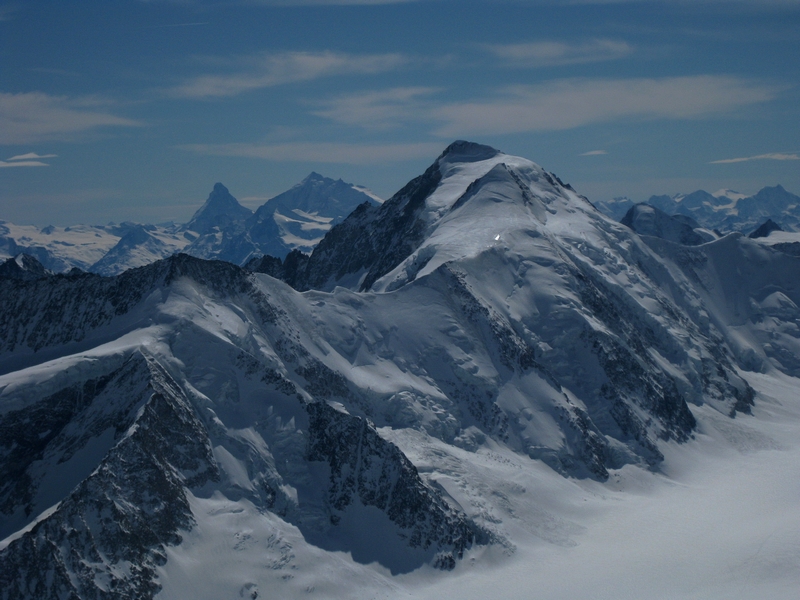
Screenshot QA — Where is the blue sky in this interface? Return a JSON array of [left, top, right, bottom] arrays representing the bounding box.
[[1, 0, 798, 226]]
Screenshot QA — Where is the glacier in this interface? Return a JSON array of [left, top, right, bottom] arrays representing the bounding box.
[[1, 141, 799, 599]]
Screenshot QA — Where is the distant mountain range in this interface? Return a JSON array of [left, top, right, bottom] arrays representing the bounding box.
[[0, 173, 381, 276], [595, 185, 800, 234], [3, 173, 797, 282]]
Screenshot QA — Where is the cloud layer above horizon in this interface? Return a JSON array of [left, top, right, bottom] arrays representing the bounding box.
[[0, 0, 798, 225]]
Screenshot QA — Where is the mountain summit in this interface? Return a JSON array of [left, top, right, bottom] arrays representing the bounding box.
[[185, 182, 253, 235], [1, 141, 799, 598], [259, 140, 580, 292], [245, 172, 381, 259]]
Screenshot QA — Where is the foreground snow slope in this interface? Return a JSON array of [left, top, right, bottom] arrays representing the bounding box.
[[1, 142, 799, 599]]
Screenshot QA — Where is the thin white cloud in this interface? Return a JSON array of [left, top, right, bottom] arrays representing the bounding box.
[[484, 39, 633, 67], [248, 0, 421, 4], [7, 152, 57, 160], [0, 160, 49, 168], [179, 141, 442, 164], [150, 22, 210, 28], [580, 150, 608, 156], [431, 76, 777, 137], [0, 92, 141, 145], [709, 152, 800, 164], [312, 87, 440, 130], [170, 51, 409, 98]]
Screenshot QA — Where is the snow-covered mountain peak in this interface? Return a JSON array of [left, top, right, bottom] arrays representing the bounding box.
[[265, 142, 594, 293], [712, 188, 747, 201], [185, 182, 253, 235], [423, 144, 571, 218], [301, 171, 329, 184], [437, 140, 502, 166], [260, 172, 380, 217]]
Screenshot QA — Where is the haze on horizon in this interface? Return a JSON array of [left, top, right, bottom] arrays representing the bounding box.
[[0, 0, 798, 226]]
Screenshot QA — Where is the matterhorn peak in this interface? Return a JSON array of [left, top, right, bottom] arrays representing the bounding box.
[[302, 171, 326, 183], [185, 182, 253, 235]]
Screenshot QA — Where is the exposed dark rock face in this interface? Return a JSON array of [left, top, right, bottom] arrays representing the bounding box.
[[306, 401, 481, 568], [0, 253, 249, 361], [773, 241, 800, 256], [0, 354, 218, 600], [748, 219, 782, 239], [0, 254, 52, 280], [246, 248, 310, 288]]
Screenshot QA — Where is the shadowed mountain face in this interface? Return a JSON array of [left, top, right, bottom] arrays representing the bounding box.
[[185, 183, 253, 236], [2, 142, 799, 598], [749, 218, 783, 239], [620, 203, 715, 246], [0, 254, 52, 281]]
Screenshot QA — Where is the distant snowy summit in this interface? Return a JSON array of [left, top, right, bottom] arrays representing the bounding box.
[[180, 175, 381, 266], [0, 174, 381, 276], [596, 184, 800, 234]]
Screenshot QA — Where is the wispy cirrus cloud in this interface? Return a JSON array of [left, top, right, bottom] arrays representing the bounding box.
[[0, 160, 49, 168], [306, 76, 777, 137], [430, 76, 778, 137], [248, 0, 422, 4], [169, 51, 409, 98], [580, 150, 608, 156], [311, 87, 440, 130], [150, 22, 210, 28], [7, 152, 58, 161], [710, 152, 799, 164], [179, 141, 442, 164], [0, 92, 141, 145], [484, 39, 633, 67], [0, 151, 58, 168]]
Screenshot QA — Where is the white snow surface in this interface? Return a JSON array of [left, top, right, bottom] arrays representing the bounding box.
[[0, 220, 189, 274], [154, 371, 800, 600], [2, 145, 800, 599]]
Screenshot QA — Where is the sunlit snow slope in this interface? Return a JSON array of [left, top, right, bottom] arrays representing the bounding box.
[[1, 142, 799, 599]]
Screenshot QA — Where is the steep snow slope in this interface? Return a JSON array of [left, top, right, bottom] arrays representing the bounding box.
[[2, 142, 799, 599], [641, 232, 800, 376], [248, 172, 382, 257]]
